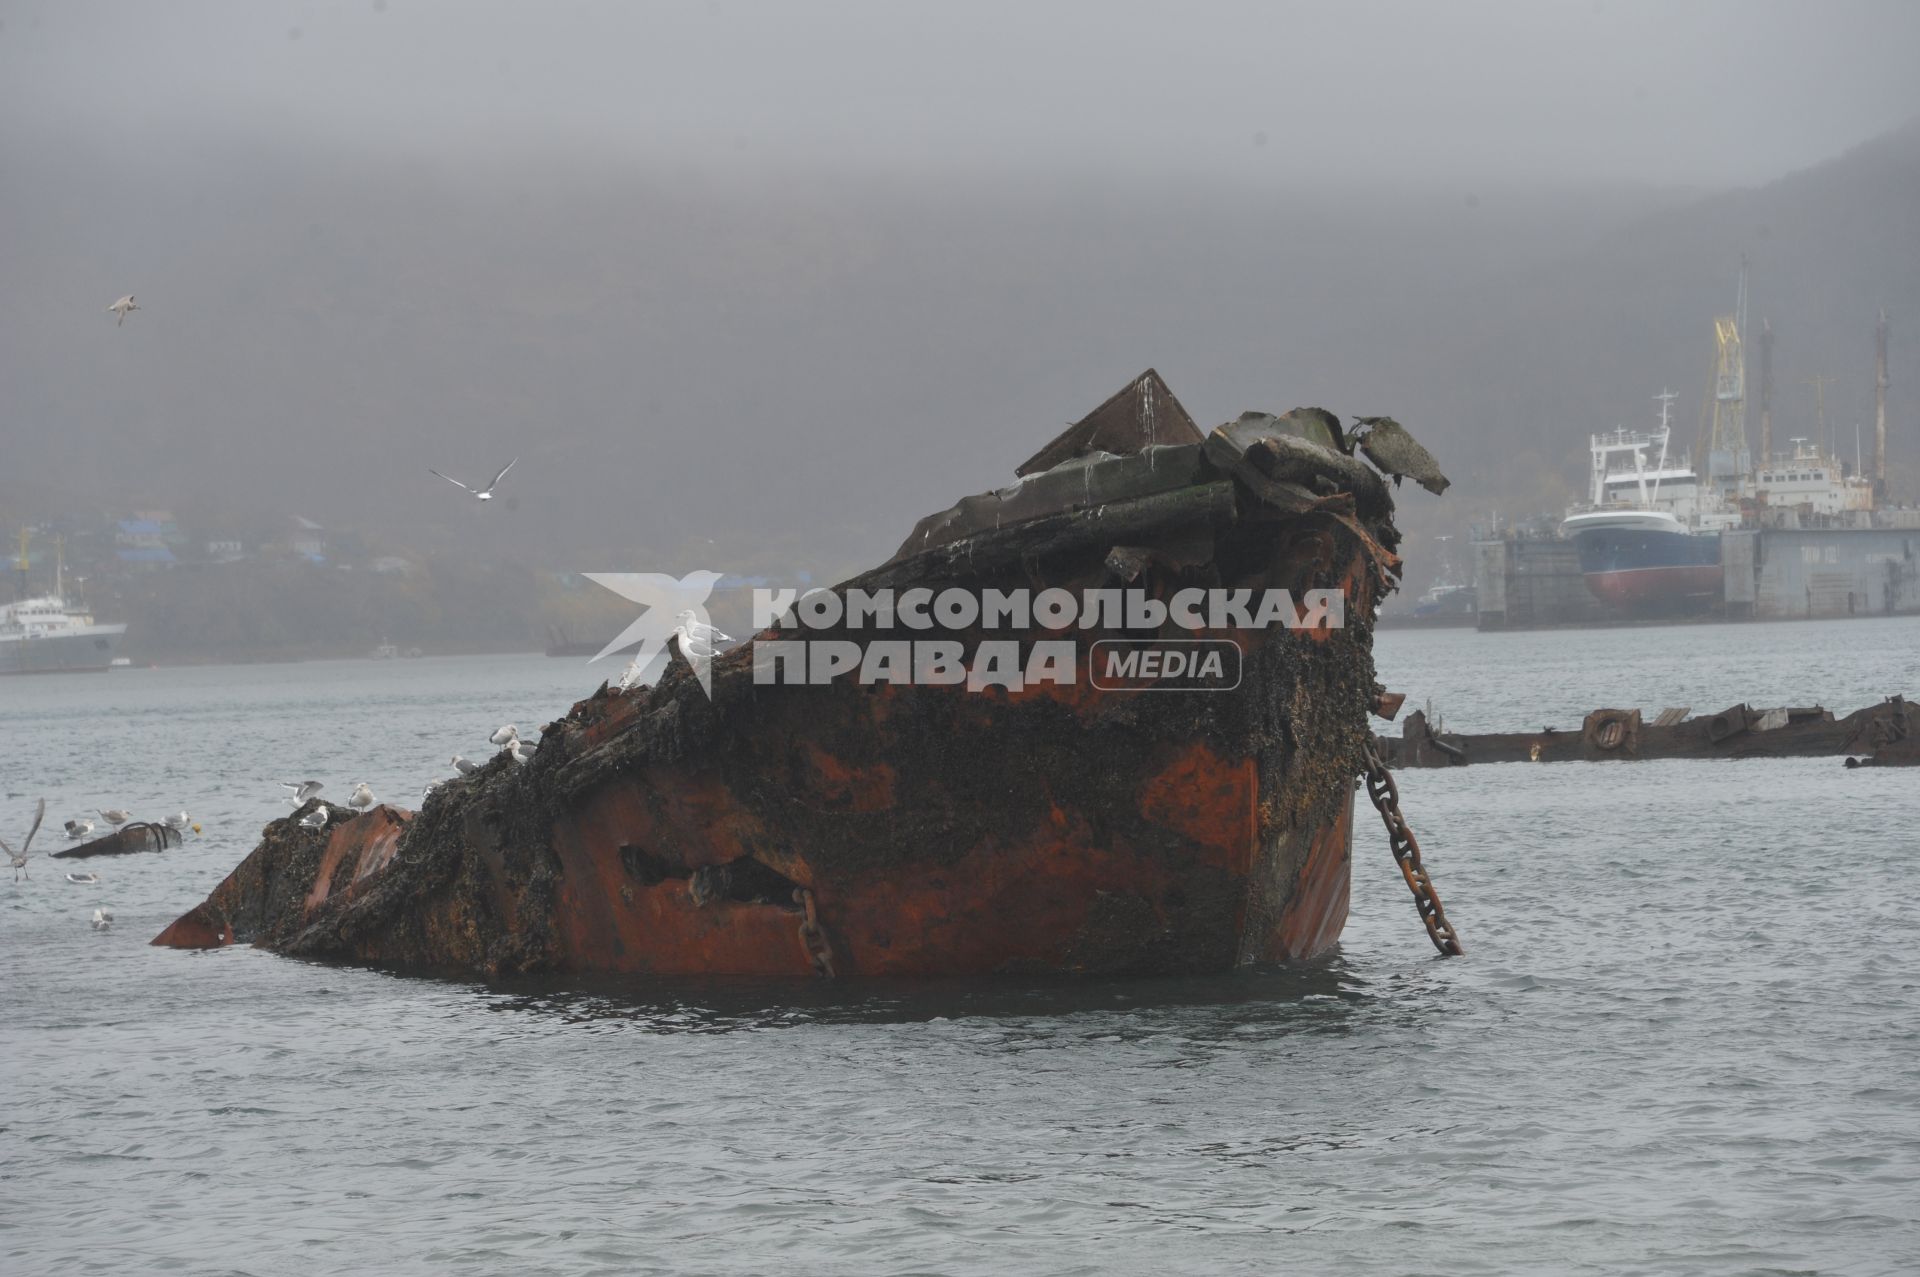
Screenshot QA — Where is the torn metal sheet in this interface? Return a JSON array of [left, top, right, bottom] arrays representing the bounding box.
[[1015, 367, 1204, 477]]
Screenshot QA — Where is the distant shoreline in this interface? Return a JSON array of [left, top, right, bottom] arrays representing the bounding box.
[[106, 644, 555, 671]]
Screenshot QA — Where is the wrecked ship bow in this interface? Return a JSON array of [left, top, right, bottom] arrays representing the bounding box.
[[157, 371, 1452, 978]]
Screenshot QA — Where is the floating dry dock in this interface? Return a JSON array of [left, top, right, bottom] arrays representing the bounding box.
[[1378, 695, 1916, 768], [157, 372, 1448, 978]]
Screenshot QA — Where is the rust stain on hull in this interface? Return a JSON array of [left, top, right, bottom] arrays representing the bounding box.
[[157, 373, 1431, 979]]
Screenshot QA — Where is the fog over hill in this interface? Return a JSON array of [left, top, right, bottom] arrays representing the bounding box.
[[3, 3, 1917, 601]]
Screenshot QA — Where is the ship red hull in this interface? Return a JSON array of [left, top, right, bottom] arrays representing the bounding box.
[[1584, 563, 1724, 611]]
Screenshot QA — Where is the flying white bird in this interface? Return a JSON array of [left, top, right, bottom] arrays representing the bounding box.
[[280, 781, 325, 804], [91, 908, 114, 931], [429, 458, 517, 501], [3, 799, 47, 881], [451, 754, 480, 776], [65, 818, 95, 840], [298, 806, 331, 830], [347, 783, 375, 812], [108, 294, 139, 326], [97, 808, 132, 828], [66, 872, 101, 885]]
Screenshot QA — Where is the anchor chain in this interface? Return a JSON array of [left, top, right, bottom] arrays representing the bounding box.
[[794, 888, 836, 978], [1361, 739, 1464, 956]]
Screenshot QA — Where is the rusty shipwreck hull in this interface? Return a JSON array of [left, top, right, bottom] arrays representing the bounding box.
[[157, 372, 1424, 978]]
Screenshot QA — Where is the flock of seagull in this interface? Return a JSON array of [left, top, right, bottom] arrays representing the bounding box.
[[285, 721, 538, 829], [6, 715, 545, 934], [4, 799, 187, 933], [5, 802, 199, 883]]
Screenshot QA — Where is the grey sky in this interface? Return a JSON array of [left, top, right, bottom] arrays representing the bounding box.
[[6, 0, 1919, 187]]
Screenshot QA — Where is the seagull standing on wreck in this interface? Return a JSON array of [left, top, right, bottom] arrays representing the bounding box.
[[429, 458, 517, 502], [348, 783, 375, 812], [451, 754, 480, 776], [97, 808, 132, 829], [670, 624, 721, 668], [298, 806, 331, 830], [108, 294, 139, 326], [675, 610, 732, 648]]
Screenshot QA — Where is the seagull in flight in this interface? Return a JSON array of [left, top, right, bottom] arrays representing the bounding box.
[[281, 780, 325, 804], [108, 294, 139, 326], [429, 458, 517, 502], [3, 799, 47, 881]]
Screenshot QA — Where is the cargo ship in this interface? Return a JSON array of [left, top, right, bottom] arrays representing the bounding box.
[[156, 372, 1438, 979], [1560, 392, 1742, 613], [2, 536, 126, 675]]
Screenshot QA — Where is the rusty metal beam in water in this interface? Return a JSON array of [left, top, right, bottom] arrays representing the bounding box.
[[1377, 695, 1915, 768]]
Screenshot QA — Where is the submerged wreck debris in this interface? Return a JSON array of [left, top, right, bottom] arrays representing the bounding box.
[[53, 821, 183, 859], [158, 370, 1453, 978], [1381, 695, 1916, 768]]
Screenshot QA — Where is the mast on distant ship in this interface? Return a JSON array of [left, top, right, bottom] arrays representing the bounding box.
[[1875, 310, 1890, 502]]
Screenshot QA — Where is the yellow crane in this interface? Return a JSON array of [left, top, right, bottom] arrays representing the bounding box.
[[1693, 264, 1750, 492]]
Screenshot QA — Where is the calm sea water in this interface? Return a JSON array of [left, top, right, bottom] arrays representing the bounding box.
[[4, 618, 1918, 1275]]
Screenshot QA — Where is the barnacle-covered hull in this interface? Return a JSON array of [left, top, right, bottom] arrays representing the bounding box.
[[156, 373, 1420, 978]]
